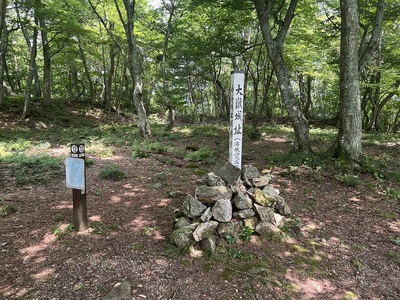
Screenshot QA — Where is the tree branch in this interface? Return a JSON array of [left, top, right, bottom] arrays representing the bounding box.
[[358, 0, 385, 71]]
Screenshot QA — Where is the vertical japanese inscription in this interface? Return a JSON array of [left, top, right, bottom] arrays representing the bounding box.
[[229, 70, 245, 169]]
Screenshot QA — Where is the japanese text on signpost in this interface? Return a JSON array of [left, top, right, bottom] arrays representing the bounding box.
[[229, 70, 245, 170]]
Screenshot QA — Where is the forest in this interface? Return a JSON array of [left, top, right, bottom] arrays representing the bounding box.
[[0, 0, 399, 155], [1, 1, 400, 299]]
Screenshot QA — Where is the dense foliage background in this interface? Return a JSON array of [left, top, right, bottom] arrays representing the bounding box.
[[0, 0, 398, 133]]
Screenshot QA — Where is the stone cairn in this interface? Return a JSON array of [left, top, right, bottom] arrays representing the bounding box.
[[170, 163, 293, 255]]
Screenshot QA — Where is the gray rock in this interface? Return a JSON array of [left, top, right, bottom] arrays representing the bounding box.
[[251, 175, 272, 188], [262, 186, 280, 197], [254, 204, 275, 222], [273, 213, 285, 227], [217, 222, 244, 240], [212, 159, 242, 184], [195, 185, 233, 204], [199, 237, 217, 256], [212, 199, 232, 222], [170, 224, 198, 249], [167, 190, 185, 198], [275, 195, 291, 216], [205, 172, 226, 186], [281, 218, 303, 236], [231, 178, 247, 194], [233, 191, 253, 210], [193, 221, 218, 242], [242, 165, 261, 181], [182, 195, 207, 218], [149, 182, 163, 189], [233, 209, 255, 219], [200, 207, 213, 222], [101, 281, 131, 300], [255, 222, 281, 239], [174, 217, 191, 229]]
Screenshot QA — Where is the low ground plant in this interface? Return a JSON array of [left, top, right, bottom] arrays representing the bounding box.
[[99, 164, 127, 181]]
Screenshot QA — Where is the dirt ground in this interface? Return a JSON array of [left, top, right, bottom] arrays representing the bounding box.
[[1, 114, 400, 299]]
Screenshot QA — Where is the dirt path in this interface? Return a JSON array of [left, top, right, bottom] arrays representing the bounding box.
[[1, 134, 400, 299]]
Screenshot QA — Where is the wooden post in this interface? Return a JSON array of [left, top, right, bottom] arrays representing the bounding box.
[[73, 189, 87, 231], [229, 70, 245, 170], [70, 144, 88, 231]]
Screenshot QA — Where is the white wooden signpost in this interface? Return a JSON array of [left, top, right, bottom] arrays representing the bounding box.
[[229, 70, 245, 170], [65, 143, 88, 231]]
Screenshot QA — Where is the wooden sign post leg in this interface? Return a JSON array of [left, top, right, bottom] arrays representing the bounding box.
[[73, 189, 87, 231]]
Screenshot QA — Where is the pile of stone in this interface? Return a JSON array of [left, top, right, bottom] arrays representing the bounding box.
[[170, 162, 293, 254]]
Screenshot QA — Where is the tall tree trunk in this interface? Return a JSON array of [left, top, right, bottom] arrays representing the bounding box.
[[358, 0, 384, 72], [161, 0, 180, 129], [334, 0, 362, 161], [120, 0, 150, 137], [0, 0, 7, 105], [392, 108, 400, 133], [23, 13, 38, 118], [215, 79, 229, 121], [104, 45, 116, 111], [253, 0, 311, 152], [78, 38, 95, 102], [263, 68, 274, 122], [38, 0, 51, 104]]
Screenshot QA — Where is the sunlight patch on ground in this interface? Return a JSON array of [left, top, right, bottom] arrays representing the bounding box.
[[301, 219, 321, 234], [19, 232, 56, 262], [152, 230, 166, 240], [32, 267, 55, 281], [126, 216, 154, 232], [123, 183, 134, 189], [3, 287, 32, 299], [52, 202, 72, 210], [157, 198, 172, 207], [349, 196, 363, 202], [262, 136, 289, 143], [89, 215, 102, 222], [389, 221, 400, 233], [102, 155, 125, 161], [284, 237, 299, 245], [140, 204, 152, 209], [123, 186, 148, 195], [285, 270, 337, 299], [110, 195, 121, 203]]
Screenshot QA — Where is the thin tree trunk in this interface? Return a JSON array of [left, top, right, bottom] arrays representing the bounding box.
[[23, 13, 38, 118], [358, 0, 384, 71], [0, 0, 7, 105], [253, 0, 311, 152], [161, 1, 176, 129], [78, 37, 95, 103], [104, 45, 116, 111], [120, 0, 150, 137], [38, 0, 51, 104], [215, 79, 229, 121]]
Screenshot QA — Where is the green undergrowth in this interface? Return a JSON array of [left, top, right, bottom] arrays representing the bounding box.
[[0, 201, 17, 217], [99, 164, 127, 181], [0, 153, 63, 184], [185, 146, 214, 162]]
